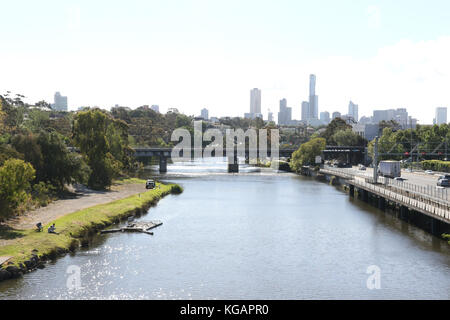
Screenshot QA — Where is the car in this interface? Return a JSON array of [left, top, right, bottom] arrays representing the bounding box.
[[437, 178, 450, 187], [358, 165, 366, 171], [145, 179, 156, 189], [394, 177, 407, 182], [438, 174, 450, 180], [425, 170, 434, 174]]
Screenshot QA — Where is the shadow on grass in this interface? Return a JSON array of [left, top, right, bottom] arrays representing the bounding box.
[[0, 224, 25, 240]]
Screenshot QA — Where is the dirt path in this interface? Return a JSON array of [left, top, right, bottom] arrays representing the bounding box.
[[4, 183, 147, 231]]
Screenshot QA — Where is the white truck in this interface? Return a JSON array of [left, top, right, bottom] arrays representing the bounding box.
[[378, 160, 401, 178]]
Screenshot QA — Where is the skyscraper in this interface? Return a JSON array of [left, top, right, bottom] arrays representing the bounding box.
[[250, 88, 261, 115], [434, 107, 447, 125], [267, 109, 273, 122], [301, 101, 310, 121], [348, 101, 358, 122], [278, 98, 292, 125], [52, 92, 68, 111], [308, 75, 318, 119]]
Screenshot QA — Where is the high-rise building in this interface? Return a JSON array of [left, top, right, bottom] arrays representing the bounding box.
[[201, 108, 209, 120], [267, 109, 273, 122], [332, 111, 341, 120], [372, 108, 410, 128], [308, 75, 318, 119], [151, 105, 159, 112], [434, 107, 447, 125], [52, 92, 68, 111], [250, 88, 261, 115], [301, 101, 310, 121], [348, 101, 358, 122], [320, 111, 330, 124], [277, 98, 292, 125]]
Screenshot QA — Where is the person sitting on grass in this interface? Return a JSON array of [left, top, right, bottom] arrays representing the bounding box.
[[36, 222, 43, 232], [48, 223, 58, 234]]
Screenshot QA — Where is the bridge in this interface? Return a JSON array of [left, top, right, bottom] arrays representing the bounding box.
[[319, 166, 450, 236], [133, 147, 298, 172]]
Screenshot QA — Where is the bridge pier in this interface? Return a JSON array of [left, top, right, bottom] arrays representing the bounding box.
[[228, 157, 239, 173], [399, 205, 409, 221], [228, 148, 239, 173], [349, 184, 355, 198], [362, 189, 369, 203], [159, 156, 167, 173], [378, 197, 386, 210]]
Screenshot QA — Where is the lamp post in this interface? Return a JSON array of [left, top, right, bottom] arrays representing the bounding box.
[[373, 136, 379, 184]]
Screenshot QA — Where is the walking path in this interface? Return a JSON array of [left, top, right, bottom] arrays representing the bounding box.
[[0, 183, 147, 246]]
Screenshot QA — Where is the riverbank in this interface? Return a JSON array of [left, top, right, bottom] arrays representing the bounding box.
[[0, 182, 182, 281], [2, 178, 151, 232]]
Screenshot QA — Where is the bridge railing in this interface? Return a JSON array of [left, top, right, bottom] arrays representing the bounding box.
[[320, 166, 450, 209], [352, 177, 450, 222]]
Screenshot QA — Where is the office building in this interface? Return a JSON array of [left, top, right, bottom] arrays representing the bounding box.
[[267, 109, 274, 122], [332, 111, 341, 120], [301, 101, 310, 121], [250, 88, 261, 115], [52, 92, 68, 111], [434, 107, 447, 125], [320, 111, 330, 124], [372, 108, 410, 129], [352, 123, 379, 142], [201, 108, 209, 120], [277, 98, 292, 125], [348, 101, 358, 122]]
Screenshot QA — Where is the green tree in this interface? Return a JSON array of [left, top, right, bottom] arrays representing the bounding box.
[[0, 159, 36, 219], [319, 118, 351, 145], [37, 131, 90, 189], [73, 109, 121, 189], [332, 128, 366, 146], [290, 138, 326, 172], [368, 128, 404, 160]]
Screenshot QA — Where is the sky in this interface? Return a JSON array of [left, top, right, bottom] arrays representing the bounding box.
[[1, 0, 450, 124]]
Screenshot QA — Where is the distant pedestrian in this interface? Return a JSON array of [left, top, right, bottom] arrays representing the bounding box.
[[48, 223, 58, 234], [36, 222, 43, 232]]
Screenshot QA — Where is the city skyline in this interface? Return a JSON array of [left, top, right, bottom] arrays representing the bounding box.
[[1, 1, 450, 123]]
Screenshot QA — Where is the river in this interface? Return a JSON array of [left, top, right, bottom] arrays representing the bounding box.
[[1, 158, 449, 299]]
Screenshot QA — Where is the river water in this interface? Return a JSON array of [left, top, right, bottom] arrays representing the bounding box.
[[1, 158, 449, 299]]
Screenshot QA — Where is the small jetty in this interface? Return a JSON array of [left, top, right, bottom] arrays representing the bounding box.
[[100, 220, 163, 235], [0, 256, 12, 267]]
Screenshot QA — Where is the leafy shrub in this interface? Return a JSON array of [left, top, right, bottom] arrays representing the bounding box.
[[0, 159, 35, 219], [32, 181, 56, 207], [421, 160, 450, 173], [170, 184, 183, 194]]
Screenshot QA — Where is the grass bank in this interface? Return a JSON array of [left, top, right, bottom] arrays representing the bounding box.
[[0, 182, 182, 273]]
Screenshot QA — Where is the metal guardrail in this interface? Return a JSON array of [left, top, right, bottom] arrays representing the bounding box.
[[320, 166, 450, 223], [352, 178, 450, 223], [321, 166, 450, 203]]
